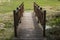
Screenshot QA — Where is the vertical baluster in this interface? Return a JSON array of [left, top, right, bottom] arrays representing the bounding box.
[[43, 10, 46, 37], [13, 10, 17, 37]]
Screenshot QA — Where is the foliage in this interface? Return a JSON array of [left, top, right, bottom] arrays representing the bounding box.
[[47, 12, 60, 26], [0, 12, 14, 40], [46, 26, 60, 40]]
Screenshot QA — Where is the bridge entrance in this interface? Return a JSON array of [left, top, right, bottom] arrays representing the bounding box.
[[13, 2, 46, 40]]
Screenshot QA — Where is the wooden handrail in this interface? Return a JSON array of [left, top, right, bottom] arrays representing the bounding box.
[[34, 2, 46, 37], [13, 2, 24, 37]]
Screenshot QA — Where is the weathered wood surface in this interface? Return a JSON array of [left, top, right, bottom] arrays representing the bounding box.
[[13, 11, 45, 40], [34, 2, 46, 37]]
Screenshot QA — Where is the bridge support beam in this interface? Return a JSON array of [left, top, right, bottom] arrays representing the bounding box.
[[43, 10, 46, 37], [13, 10, 17, 37]]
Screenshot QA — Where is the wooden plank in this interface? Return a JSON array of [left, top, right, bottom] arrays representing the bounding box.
[[16, 11, 44, 40]]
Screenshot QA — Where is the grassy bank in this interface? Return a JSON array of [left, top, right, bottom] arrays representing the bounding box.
[[0, 12, 14, 40]]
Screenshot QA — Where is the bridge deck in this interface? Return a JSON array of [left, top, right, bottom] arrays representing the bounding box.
[[15, 11, 44, 40]]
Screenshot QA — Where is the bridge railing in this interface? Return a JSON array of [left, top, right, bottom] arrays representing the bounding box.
[[34, 2, 46, 37], [13, 2, 24, 37]]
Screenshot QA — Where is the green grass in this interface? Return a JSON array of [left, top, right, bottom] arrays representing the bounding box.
[[0, 0, 60, 13], [0, 0, 22, 13]]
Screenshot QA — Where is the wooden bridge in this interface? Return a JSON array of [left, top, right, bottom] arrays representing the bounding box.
[[13, 2, 46, 40]]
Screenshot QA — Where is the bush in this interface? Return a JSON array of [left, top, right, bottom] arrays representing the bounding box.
[[46, 26, 60, 40], [58, 0, 60, 1]]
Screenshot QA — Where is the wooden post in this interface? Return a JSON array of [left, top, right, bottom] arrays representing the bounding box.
[[13, 10, 17, 37], [43, 10, 46, 37]]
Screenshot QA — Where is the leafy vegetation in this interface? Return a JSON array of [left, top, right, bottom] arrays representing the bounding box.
[[0, 12, 14, 40], [46, 26, 60, 40], [47, 11, 60, 26], [46, 9, 60, 40]]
